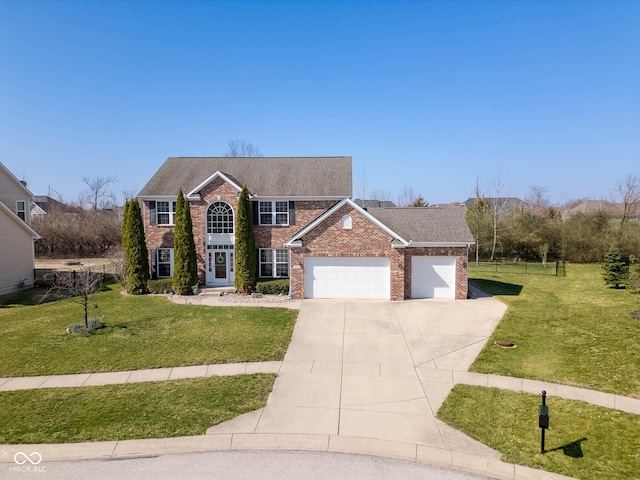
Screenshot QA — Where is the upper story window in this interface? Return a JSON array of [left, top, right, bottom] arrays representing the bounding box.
[[16, 201, 26, 221], [259, 201, 289, 226], [341, 215, 352, 230], [157, 201, 177, 225], [207, 202, 234, 234]]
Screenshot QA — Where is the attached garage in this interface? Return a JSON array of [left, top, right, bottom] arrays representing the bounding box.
[[411, 256, 456, 299], [304, 256, 390, 299]]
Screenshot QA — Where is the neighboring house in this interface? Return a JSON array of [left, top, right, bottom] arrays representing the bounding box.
[[139, 157, 475, 300], [0, 162, 41, 296], [353, 199, 397, 208], [560, 200, 632, 220]]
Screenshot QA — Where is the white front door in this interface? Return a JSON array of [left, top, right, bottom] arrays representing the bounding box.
[[206, 246, 235, 285]]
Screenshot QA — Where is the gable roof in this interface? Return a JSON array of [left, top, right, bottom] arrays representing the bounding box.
[[0, 201, 41, 239], [138, 157, 352, 198], [285, 198, 409, 247], [367, 206, 475, 246], [0, 162, 33, 198]]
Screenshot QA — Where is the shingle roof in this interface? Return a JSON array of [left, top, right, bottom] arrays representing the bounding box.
[[353, 199, 397, 208], [367, 206, 475, 244], [138, 157, 352, 198]]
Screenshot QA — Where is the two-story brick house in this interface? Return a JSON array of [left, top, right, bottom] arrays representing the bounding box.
[[138, 157, 474, 300], [0, 162, 41, 296]]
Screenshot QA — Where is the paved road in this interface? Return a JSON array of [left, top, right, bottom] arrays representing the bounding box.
[[16, 451, 491, 480]]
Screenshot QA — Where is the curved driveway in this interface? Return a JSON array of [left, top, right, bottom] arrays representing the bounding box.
[[206, 297, 526, 478]]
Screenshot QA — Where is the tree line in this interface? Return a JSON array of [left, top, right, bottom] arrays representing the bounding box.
[[467, 205, 640, 264]]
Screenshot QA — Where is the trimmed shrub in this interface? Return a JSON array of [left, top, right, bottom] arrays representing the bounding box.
[[147, 278, 174, 294], [256, 279, 290, 296], [67, 317, 104, 335]]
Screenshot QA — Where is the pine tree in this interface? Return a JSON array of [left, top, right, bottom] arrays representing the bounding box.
[[172, 189, 198, 295], [123, 200, 150, 294], [234, 185, 256, 293], [602, 247, 626, 289]]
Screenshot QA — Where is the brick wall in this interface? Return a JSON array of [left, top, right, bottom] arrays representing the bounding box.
[[289, 204, 405, 300], [143, 177, 339, 284]]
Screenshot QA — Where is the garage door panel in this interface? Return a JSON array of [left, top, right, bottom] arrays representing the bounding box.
[[305, 257, 390, 299], [412, 256, 456, 299]]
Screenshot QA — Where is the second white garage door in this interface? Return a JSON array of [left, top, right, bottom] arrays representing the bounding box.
[[411, 256, 456, 299], [304, 257, 390, 299]]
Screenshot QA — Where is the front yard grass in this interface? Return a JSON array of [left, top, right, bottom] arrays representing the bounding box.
[[469, 264, 640, 398], [0, 374, 274, 444], [438, 385, 640, 480], [0, 282, 297, 377]]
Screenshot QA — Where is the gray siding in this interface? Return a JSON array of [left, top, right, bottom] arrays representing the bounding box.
[[0, 211, 36, 295]]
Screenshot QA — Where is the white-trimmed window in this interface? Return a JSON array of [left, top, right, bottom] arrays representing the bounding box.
[[259, 201, 289, 226], [207, 202, 234, 233], [157, 248, 174, 278], [16, 201, 26, 221], [259, 249, 289, 278], [341, 214, 352, 230], [156, 201, 177, 225]]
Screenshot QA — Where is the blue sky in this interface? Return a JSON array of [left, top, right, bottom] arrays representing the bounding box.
[[1, 0, 638, 206]]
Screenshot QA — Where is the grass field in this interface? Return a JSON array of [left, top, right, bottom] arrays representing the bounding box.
[[0, 374, 274, 444], [0, 282, 297, 377], [469, 264, 640, 398], [438, 385, 640, 480]]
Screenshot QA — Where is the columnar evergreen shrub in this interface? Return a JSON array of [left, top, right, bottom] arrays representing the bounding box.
[[235, 185, 256, 293], [123, 199, 150, 294], [172, 189, 198, 295]]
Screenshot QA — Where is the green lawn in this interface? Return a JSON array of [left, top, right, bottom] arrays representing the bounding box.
[[0, 283, 297, 377], [438, 385, 640, 480], [469, 264, 640, 398], [0, 374, 274, 444]]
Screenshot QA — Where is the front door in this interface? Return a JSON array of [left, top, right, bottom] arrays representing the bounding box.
[[206, 247, 235, 285]]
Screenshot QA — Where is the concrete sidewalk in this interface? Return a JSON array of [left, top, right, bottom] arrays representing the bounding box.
[[2, 297, 638, 480]]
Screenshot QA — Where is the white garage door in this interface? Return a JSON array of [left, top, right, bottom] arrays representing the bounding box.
[[411, 256, 456, 299], [304, 257, 390, 299]]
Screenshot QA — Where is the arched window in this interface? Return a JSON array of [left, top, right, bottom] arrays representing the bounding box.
[[341, 214, 353, 230], [207, 202, 234, 234]]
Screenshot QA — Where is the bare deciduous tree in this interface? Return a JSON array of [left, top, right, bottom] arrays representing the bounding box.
[[526, 185, 550, 216], [397, 185, 416, 206], [41, 269, 104, 328], [489, 167, 509, 261], [82, 175, 117, 212], [613, 173, 640, 226], [223, 139, 262, 157], [370, 188, 392, 202]]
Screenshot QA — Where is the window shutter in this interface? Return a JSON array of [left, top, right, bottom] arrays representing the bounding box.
[[149, 201, 156, 226], [252, 202, 259, 225], [151, 249, 157, 279], [289, 201, 295, 225]]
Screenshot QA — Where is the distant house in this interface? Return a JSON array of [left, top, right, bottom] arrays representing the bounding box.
[[353, 199, 397, 209], [462, 197, 527, 217], [139, 157, 475, 300], [560, 200, 631, 220], [0, 163, 41, 296]]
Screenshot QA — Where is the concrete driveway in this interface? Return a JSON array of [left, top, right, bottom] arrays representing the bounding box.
[[209, 297, 507, 460]]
